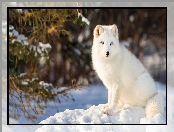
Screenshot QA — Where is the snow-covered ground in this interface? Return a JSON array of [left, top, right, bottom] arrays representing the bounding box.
[[3, 82, 174, 132], [10, 82, 167, 124], [38, 82, 166, 125], [15, 84, 108, 124]]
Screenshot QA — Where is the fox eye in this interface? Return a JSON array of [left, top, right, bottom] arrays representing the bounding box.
[[100, 41, 104, 44], [110, 42, 113, 46]]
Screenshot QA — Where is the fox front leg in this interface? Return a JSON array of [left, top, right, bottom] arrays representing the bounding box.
[[103, 84, 119, 115], [103, 87, 112, 109]]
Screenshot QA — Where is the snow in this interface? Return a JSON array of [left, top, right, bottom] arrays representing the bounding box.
[[9, 27, 29, 46], [9, 25, 14, 30], [39, 104, 145, 124], [37, 46, 42, 54], [2, 52, 173, 130], [52, 86, 67, 93], [140, 114, 165, 124], [39, 81, 52, 88], [17, 34, 27, 41], [19, 73, 27, 77], [32, 82, 174, 132], [82, 17, 90, 25], [9, 32, 13, 37], [78, 12, 90, 25], [9, 26, 51, 54], [33, 46, 36, 51], [38, 85, 166, 125], [21, 81, 29, 85], [5, 82, 170, 127], [3, 31, 173, 132], [23, 41, 29, 46], [31, 77, 38, 82], [39, 42, 52, 53], [39, 42, 51, 49], [12, 29, 19, 37]]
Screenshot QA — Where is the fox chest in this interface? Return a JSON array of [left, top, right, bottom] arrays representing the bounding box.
[[96, 63, 120, 84]]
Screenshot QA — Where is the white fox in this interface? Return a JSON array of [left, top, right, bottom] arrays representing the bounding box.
[[92, 24, 164, 118]]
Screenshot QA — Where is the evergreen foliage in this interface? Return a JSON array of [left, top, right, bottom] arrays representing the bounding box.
[[9, 9, 91, 122]]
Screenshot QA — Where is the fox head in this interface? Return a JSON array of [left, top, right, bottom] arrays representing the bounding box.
[[93, 24, 120, 60]]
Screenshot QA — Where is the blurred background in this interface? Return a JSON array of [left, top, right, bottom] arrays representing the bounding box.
[[9, 8, 166, 85], [7, 6, 166, 123]]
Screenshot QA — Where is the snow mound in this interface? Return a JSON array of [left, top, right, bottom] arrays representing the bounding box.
[[140, 113, 166, 124], [36, 104, 173, 132], [39, 104, 165, 124]]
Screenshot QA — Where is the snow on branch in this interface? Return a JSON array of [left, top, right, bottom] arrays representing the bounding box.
[[78, 12, 90, 25]]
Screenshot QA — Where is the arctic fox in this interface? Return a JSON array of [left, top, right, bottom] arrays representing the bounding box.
[[92, 24, 164, 118]]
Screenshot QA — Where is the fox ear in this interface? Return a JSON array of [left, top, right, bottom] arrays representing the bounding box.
[[94, 25, 104, 38], [111, 24, 118, 38]]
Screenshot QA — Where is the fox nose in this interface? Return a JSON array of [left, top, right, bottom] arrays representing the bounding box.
[[106, 51, 109, 57]]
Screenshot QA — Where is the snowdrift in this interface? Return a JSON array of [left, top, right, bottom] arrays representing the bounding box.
[[39, 104, 165, 124], [36, 104, 174, 132], [35, 82, 174, 132]]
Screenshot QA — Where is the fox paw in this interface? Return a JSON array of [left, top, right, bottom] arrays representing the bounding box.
[[103, 103, 109, 109], [102, 107, 114, 115]]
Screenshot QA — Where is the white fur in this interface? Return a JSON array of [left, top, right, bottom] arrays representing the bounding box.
[[92, 24, 164, 117]]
